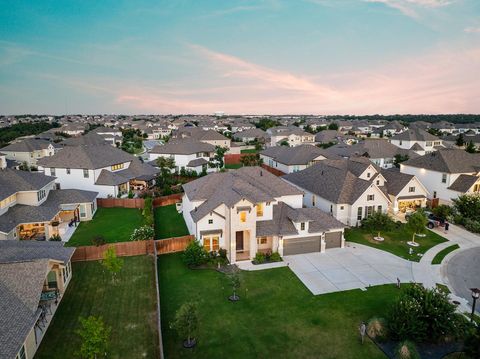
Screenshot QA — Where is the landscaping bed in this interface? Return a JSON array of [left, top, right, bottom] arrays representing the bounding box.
[[154, 204, 189, 239], [345, 226, 448, 262], [66, 207, 145, 247], [36, 256, 159, 359], [158, 253, 405, 359]]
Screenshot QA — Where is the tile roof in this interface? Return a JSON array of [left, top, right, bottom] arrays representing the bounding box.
[[402, 149, 480, 173]]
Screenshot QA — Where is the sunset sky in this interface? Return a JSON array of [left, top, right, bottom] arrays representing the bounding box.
[[1, 0, 479, 115]]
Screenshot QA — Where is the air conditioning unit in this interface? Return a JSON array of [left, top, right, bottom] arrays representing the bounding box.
[[176, 202, 183, 213]]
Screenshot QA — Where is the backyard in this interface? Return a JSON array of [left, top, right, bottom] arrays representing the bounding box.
[[345, 225, 448, 262], [225, 163, 243, 169], [36, 256, 160, 359], [66, 207, 144, 246], [158, 253, 404, 359], [154, 204, 189, 239]]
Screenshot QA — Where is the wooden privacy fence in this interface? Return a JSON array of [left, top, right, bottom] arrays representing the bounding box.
[[224, 153, 242, 164], [71, 240, 155, 262], [261, 164, 285, 177], [153, 193, 183, 207], [97, 198, 145, 209], [155, 235, 194, 254]]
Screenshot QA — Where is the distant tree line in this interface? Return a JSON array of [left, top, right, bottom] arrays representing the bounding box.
[[324, 114, 480, 124], [0, 121, 59, 147]]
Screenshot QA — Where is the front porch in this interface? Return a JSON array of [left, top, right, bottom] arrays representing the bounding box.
[[234, 233, 277, 262]]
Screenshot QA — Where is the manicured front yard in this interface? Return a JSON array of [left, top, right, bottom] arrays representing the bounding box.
[[432, 244, 460, 264], [36, 256, 159, 359], [154, 204, 189, 239], [158, 253, 403, 359], [345, 226, 448, 262], [66, 207, 144, 247]]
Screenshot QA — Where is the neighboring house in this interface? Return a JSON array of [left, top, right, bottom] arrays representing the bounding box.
[[326, 139, 416, 169], [230, 121, 256, 133], [382, 121, 406, 136], [314, 130, 342, 145], [37, 144, 158, 198], [0, 241, 74, 359], [400, 149, 480, 205], [182, 166, 345, 263], [282, 158, 391, 226], [260, 145, 338, 174], [0, 139, 59, 167], [380, 168, 429, 214], [0, 163, 98, 241], [267, 126, 315, 147], [57, 123, 86, 136], [390, 128, 443, 155], [144, 125, 171, 140], [90, 126, 123, 146], [232, 128, 268, 144], [174, 128, 231, 149], [60, 132, 109, 147], [148, 140, 216, 174]]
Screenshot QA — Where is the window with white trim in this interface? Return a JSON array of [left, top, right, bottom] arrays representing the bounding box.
[[409, 186, 415, 193], [367, 194, 375, 201]]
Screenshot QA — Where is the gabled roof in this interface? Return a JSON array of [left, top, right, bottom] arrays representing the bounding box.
[[0, 138, 54, 152], [381, 168, 416, 196], [410, 143, 424, 151], [402, 149, 480, 173], [38, 144, 135, 169], [391, 127, 439, 142], [177, 128, 229, 141], [150, 140, 215, 155], [261, 145, 337, 165], [95, 159, 159, 185], [60, 132, 109, 147], [184, 166, 302, 223], [233, 128, 267, 139], [448, 174, 480, 193], [0, 168, 55, 202]]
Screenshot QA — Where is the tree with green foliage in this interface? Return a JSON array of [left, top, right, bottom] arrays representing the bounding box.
[[240, 153, 263, 167], [361, 212, 395, 237], [209, 146, 228, 169], [76, 316, 111, 359], [228, 266, 241, 301], [452, 193, 480, 220], [142, 196, 154, 225], [279, 139, 289, 147], [101, 246, 124, 283], [393, 154, 409, 168], [455, 133, 465, 147], [0, 121, 59, 148], [328, 122, 339, 130], [431, 204, 453, 220], [170, 302, 198, 348], [406, 211, 427, 243], [130, 226, 155, 241], [182, 240, 208, 267], [464, 325, 480, 359], [255, 118, 280, 131], [466, 140, 477, 153]]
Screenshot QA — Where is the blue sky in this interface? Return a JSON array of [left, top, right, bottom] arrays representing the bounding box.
[[0, 0, 479, 114]]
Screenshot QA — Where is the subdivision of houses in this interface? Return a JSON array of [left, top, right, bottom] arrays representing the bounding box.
[[148, 140, 216, 174], [282, 158, 391, 226], [0, 241, 75, 359], [0, 156, 98, 241], [232, 128, 268, 144], [390, 128, 443, 155], [260, 144, 339, 174], [267, 126, 315, 147], [400, 149, 480, 205], [0, 139, 59, 167], [173, 128, 231, 149], [37, 144, 158, 198], [181, 166, 345, 263]]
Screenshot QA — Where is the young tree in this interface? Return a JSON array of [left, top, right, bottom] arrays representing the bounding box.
[[328, 122, 339, 130], [76, 316, 110, 359], [102, 246, 123, 283], [228, 266, 241, 301], [279, 139, 289, 147], [171, 302, 198, 348], [466, 140, 477, 153], [455, 133, 465, 147], [361, 212, 395, 237], [406, 211, 427, 244], [394, 154, 409, 168], [210, 146, 228, 169]]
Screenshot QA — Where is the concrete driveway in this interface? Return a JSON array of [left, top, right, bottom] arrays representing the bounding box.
[[284, 242, 415, 295]]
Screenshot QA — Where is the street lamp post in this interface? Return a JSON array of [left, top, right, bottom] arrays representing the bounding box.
[[470, 288, 480, 322]]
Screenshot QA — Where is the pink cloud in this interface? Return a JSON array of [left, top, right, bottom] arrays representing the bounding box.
[[363, 0, 454, 18]]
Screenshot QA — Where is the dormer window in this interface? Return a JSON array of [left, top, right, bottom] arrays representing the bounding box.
[[256, 204, 264, 217], [37, 189, 46, 202], [111, 163, 124, 171]]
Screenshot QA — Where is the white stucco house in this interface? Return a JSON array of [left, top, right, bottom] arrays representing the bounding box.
[[400, 149, 480, 205], [282, 158, 392, 226], [182, 167, 345, 263]]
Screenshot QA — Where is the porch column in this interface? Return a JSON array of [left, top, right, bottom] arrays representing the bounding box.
[[75, 207, 79, 226], [249, 231, 257, 259], [277, 236, 284, 256], [320, 233, 326, 253]]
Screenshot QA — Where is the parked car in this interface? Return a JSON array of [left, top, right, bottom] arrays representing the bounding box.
[[405, 210, 444, 229]]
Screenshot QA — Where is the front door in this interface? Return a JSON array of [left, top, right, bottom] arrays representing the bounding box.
[[236, 231, 244, 251]]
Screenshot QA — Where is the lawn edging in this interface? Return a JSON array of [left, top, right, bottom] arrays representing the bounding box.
[[153, 245, 165, 359], [431, 244, 460, 265]]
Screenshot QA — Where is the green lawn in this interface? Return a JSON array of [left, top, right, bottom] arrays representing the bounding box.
[[225, 163, 243, 169], [345, 226, 448, 262], [154, 205, 189, 239], [36, 256, 159, 359], [158, 253, 404, 359], [432, 244, 460, 264], [66, 207, 144, 247], [240, 148, 258, 154]]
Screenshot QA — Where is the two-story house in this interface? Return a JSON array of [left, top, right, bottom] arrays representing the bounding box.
[[182, 167, 345, 263], [0, 139, 59, 167], [282, 158, 391, 226], [400, 149, 480, 205], [0, 159, 98, 241], [148, 140, 216, 174], [390, 128, 443, 155], [232, 128, 268, 144], [0, 241, 75, 359], [173, 128, 231, 149], [37, 144, 158, 198], [267, 126, 315, 147]]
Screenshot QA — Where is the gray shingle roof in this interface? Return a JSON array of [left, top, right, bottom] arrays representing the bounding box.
[[233, 128, 267, 139], [187, 158, 208, 167], [38, 144, 135, 169], [402, 149, 480, 173], [0, 138, 53, 152], [381, 168, 415, 196], [60, 132, 109, 147], [447, 174, 480, 193], [0, 240, 75, 264], [327, 139, 412, 159], [0, 189, 98, 233], [391, 127, 439, 141], [150, 140, 215, 155], [0, 168, 55, 202], [184, 166, 302, 223], [260, 145, 337, 165]]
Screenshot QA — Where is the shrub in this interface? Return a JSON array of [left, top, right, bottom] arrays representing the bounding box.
[[269, 252, 282, 262], [182, 240, 208, 267], [218, 248, 227, 259], [367, 317, 388, 342], [128, 190, 134, 199], [464, 218, 480, 233], [453, 214, 464, 225], [432, 204, 453, 220], [49, 234, 62, 241], [395, 340, 420, 359], [361, 212, 395, 233], [92, 235, 106, 247], [142, 197, 153, 226], [130, 226, 155, 241], [253, 252, 266, 264], [452, 193, 480, 221]]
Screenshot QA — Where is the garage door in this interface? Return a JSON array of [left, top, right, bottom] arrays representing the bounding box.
[[284, 236, 321, 255], [325, 231, 342, 249]]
